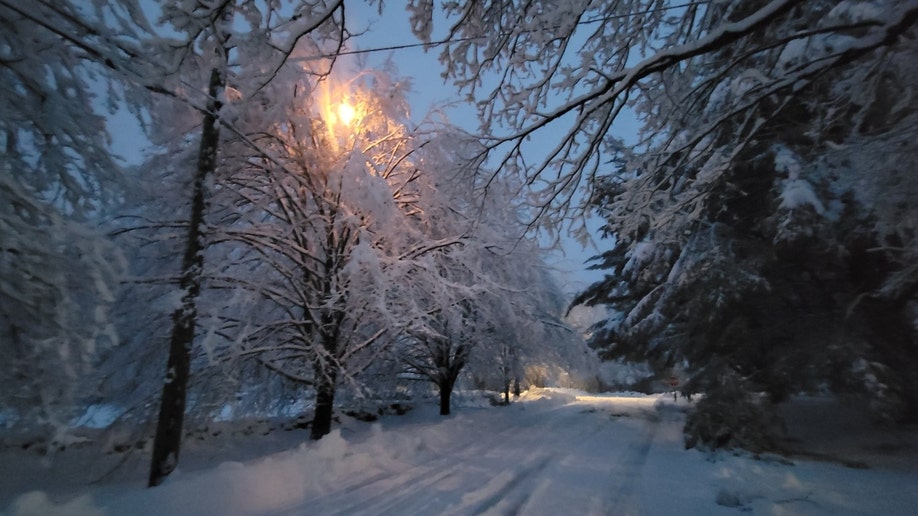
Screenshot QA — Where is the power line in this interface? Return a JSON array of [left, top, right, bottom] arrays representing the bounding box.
[[294, 1, 709, 61]]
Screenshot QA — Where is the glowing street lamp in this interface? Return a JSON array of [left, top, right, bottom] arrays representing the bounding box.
[[318, 81, 362, 153], [337, 102, 356, 126]]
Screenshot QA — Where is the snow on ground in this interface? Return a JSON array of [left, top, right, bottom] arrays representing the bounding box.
[[3, 389, 918, 515]]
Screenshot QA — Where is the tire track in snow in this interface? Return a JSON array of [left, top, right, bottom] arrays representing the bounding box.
[[438, 404, 623, 516], [320, 403, 582, 515], [291, 398, 665, 515], [507, 404, 658, 516], [442, 452, 556, 515], [302, 413, 531, 515], [602, 411, 661, 515]]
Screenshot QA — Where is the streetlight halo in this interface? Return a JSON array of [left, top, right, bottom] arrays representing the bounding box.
[[337, 102, 356, 126]]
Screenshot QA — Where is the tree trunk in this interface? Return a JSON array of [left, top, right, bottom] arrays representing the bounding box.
[[863, 298, 918, 422], [439, 377, 453, 416], [148, 67, 222, 488], [311, 360, 338, 440]]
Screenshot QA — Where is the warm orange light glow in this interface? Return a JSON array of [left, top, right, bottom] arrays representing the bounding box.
[[337, 102, 356, 126]]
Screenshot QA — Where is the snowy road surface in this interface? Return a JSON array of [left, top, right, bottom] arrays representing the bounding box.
[[5, 389, 918, 515], [299, 393, 665, 515]]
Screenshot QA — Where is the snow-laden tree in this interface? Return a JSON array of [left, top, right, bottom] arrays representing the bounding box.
[[394, 136, 597, 413], [407, 0, 918, 449], [399, 237, 576, 416], [407, 0, 917, 227], [102, 0, 353, 485], [0, 0, 147, 443], [384, 132, 495, 415], [14, 0, 353, 484], [572, 4, 918, 446], [459, 231, 595, 398], [402, 299, 477, 416], [190, 65, 460, 439]]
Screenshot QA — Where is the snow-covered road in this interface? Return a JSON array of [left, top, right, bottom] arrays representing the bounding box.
[[299, 392, 666, 515], [6, 389, 918, 515]]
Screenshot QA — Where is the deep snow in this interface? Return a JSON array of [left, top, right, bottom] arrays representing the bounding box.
[[2, 389, 917, 515]]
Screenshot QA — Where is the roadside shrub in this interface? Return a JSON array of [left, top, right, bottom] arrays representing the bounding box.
[[684, 381, 785, 452]]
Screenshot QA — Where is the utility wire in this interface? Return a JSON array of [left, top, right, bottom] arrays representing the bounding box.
[[293, 1, 709, 61]]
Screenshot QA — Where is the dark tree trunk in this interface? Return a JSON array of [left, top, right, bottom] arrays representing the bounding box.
[[862, 297, 918, 422], [310, 246, 344, 441], [148, 67, 222, 488], [310, 360, 338, 440], [434, 344, 466, 416], [439, 378, 453, 416]]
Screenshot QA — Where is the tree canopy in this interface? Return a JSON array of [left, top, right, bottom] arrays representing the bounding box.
[[410, 0, 918, 448]]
